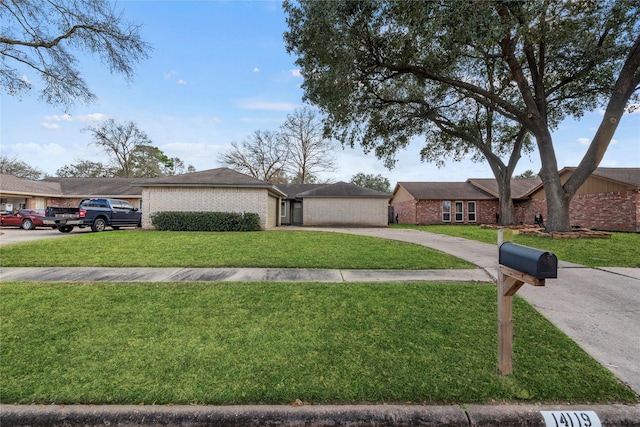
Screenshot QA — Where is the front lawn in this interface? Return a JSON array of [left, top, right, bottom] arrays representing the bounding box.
[[1, 282, 635, 405], [0, 230, 472, 269], [393, 225, 640, 267]]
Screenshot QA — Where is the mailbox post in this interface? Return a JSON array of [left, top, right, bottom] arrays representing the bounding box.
[[497, 229, 557, 375]]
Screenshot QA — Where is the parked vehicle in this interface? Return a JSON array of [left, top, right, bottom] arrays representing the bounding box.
[[45, 198, 142, 233], [0, 209, 51, 230]]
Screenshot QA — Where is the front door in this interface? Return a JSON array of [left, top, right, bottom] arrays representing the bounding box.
[[292, 201, 303, 225]]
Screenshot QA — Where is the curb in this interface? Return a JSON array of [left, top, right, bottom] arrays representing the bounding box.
[[2, 404, 640, 426]]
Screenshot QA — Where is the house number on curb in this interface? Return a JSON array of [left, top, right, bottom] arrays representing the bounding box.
[[541, 411, 602, 427]]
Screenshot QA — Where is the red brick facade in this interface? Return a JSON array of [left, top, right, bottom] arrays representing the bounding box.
[[516, 190, 639, 232], [395, 191, 639, 231], [394, 199, 500, 225]]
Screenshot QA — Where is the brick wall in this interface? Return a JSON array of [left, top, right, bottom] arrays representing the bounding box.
[[569, 190, 638, 231], [393, 199, 499, 225], [302, 198, 388, 226], [515, 198, 546, 225], [393, 200, 417, 224], [477, 200, 500, 224], [142, 187, 269, 230], [516, 191, 638, 231]]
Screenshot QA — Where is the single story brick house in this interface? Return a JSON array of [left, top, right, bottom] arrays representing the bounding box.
[[278, 181, 391, 227], [391, 167, 640, 232], [138, 168, 286, 230], [391, 179, 540, 225]]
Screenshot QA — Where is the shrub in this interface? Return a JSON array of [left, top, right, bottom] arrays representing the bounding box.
[[151, 211, 261, 232]]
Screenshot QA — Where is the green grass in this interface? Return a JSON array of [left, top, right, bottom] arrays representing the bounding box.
[[1, 282, 635, 405], [0, 230, 472, 269], [392, 225, 640, 267]]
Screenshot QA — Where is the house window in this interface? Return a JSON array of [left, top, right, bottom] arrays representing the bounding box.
[[468, 201, 476, 222], [455, 201, 464, 222], [281, 201, 287, 218], [442, 201, 451, 222]]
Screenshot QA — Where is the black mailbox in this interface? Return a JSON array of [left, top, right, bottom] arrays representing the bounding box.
[[499, 242, 558, 280]]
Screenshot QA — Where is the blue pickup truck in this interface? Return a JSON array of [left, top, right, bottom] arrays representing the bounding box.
[[45, 198, 142, 233]]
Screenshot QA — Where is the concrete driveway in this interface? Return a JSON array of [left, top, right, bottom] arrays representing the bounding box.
[[0, 226, 90, 246]]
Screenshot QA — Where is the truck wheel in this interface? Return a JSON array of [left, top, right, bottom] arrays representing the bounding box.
[[22, 219, 35, 230], [92, 217, 107, 232], [58, 225, 74, 233]]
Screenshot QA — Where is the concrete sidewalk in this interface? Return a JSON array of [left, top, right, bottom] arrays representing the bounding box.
[[0, 266, 492, 283]]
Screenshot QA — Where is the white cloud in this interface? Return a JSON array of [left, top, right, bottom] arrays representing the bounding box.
[[205, 117, 222, 125], [253, 67, 260, 73], [77, 113, 108, 122], [21, 74, 31, 85], [42, 113, 107, 123], [43, 114, 72, 122], [290, 69, 302, 78], [236, 98, 298, 111], [40, 122, 61, 130], [177, 79, 187, 85]]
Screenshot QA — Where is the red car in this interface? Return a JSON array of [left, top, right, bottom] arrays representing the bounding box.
[[0, 209, 49, 230]]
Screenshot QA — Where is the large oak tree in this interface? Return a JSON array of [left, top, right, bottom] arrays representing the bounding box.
[[284, 0, 640, 231]]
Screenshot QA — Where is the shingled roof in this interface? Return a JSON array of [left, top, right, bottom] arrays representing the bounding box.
[[396, 182, 496, 200], [291, 182, 391, 199], [0, 174, 61, 196], [467, 177, 541, 199], [43, 177, 144, 197], [572, 167, 640, 188], [139, 168, 286, 196], [140, 168, 273, 186], [276, 183, 322, 199]]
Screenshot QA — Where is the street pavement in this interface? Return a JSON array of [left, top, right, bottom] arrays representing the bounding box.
[[1, 226, 639, 426]]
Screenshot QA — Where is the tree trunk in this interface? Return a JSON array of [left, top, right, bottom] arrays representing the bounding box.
[[497, 175, 515, 226], [535, 127, 572, 232]]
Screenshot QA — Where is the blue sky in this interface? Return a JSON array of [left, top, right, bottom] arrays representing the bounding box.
[[1, 0, 638, 184]]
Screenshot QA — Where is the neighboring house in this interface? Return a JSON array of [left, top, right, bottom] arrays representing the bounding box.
[[138, 168, 286, 230], [524, 167, 640, 232], [42, 177, 143, 209], [391, 168, 640, 232], [278, 181, 391, 227], [0, 174, 62, 212], [0, 174, 143, 213], [391, 180, 540, 225]]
